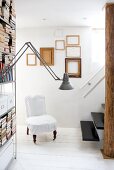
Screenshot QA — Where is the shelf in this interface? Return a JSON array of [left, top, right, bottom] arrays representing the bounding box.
[[0, 81, 15, 85], [91, 112, 104, 130], [0, 137, 13, 153], [1, 51, 15, 56], [0, 16, 16, 29], [0, 0, 16, 166], [0, 106, 15, 118], [80, 121, 100, 141], [0, 136, 13, 148]]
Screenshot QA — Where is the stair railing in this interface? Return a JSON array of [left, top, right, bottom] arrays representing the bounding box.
[[80, 66, 105, 98], [83, 76, 105, 98]]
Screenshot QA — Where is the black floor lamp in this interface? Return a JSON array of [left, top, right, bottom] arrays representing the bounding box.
[[2, 42, 74, 90]]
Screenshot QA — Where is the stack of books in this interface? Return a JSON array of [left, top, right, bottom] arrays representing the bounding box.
[[4, 24, 12, 34], [0, 8, 2, 16], [4, 32, 10, 53], [0, 52, 2, 68], [0, 21, 13, 83], [0, 0, 2, 16], [11, 109, 16, 135], [0, 66, 13, 83], [0, 52, 5, 83], [0, 54, 4, 72], [9, 29, 15, 54], [5, 54, 12, 66], [9, 0, 15, 27], [2, 66, 13, 82], [0, 1, 15, 83], [0, 116, 7, 146], [6, 111, 11, 139], [9, 43, 15, 54], [0, 51, 13, 83], [0, 0, 2, 7], [1, 1, 10, 22], [10, 0, 16, 54], [0, 23, 5, 52], [0, 23, 11, 54]]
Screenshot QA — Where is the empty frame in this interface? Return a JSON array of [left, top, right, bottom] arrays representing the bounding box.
[[55, 40, 65, 50], [26, 53, 37, 66], [66, 35, 80, 46], [65, 58, 81, 78], [40, 48, 54, 66], [66, 46, 81, 58]]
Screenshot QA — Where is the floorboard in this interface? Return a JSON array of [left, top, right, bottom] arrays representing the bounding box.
[[8, 126, 114, 170]]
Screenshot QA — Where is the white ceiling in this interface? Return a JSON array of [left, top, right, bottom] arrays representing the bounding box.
[[15, 0, 114, 28]]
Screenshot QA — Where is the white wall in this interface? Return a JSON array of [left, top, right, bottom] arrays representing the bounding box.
[[16, 27, 105, 127]]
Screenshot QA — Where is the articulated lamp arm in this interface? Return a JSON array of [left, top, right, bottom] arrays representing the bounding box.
[[1, 42, 73, 90], [27, 42, 61, 80], [3, 42, 60, 80]]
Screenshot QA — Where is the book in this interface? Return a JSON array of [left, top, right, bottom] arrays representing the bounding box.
[[0, 131, 6, 138], [0, 116, 7, 124], [0, 127, 6, 134], [0, 36, 5, 43], [0, 136, 7, 145]]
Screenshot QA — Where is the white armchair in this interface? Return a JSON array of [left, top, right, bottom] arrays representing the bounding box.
[[25, 95, 57, 143]]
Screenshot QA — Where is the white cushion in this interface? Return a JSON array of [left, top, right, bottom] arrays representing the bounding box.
[[27, 115, 57, 134], [25, 95, 46, 117]]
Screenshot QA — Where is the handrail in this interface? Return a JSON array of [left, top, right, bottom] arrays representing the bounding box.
[[83, 76, 105, 98], [80, 65, 105, 89]]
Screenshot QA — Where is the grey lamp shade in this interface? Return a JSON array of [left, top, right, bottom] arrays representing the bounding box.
[[59, 73, 74, 90]]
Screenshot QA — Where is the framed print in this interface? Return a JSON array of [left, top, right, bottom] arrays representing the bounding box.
[[26, 53, 37, 66], [40, 47, 54, 66], [66, 35, 80, 46], [66, 46, 81, 57], [65, 58, 81, 78], [55, 40, 65, 50]]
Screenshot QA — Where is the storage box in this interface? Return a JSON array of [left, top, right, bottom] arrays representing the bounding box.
[[7, 93, 14, 110], [0, 96, 8, 117], [0, 93, 14, 111]]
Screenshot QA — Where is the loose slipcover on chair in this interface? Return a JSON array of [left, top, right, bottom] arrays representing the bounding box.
[[25, 95, 57, 143]]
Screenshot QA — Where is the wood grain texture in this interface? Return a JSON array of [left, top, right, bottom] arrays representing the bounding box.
[[103, 3, 114, 157], [40, 48, 54, 66]]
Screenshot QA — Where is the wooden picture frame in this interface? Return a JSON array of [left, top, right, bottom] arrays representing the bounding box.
[[26, 53, 37, 66], [55, 40, 65, 50], [66, 46, 81, 58], [65, 58, 81, 78], [66, 35, 80, 46], [40, 48, 54, 66]]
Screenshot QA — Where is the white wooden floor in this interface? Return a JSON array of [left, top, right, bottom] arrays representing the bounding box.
[[8, 126, 114, 170]]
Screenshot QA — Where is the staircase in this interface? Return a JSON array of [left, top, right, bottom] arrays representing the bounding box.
[[80, 104, 105, 141], [80, 66, 105, 98]]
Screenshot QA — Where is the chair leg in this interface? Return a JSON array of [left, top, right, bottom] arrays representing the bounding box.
[[33, 135, 36, 143], [27, 127, 29, 135], [53, 130, 57, 140]]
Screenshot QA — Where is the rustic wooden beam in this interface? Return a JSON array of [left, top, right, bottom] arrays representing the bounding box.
[[103, 3, 114, 158]]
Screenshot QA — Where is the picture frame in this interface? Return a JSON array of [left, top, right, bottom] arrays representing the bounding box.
[[26, 53, 37, 66], [55, 40, 65, 50], [65, 58, 81, 78], [40, 47, 54, 66], [66, 46, 81, 58], [66, 35, 80, 46]]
